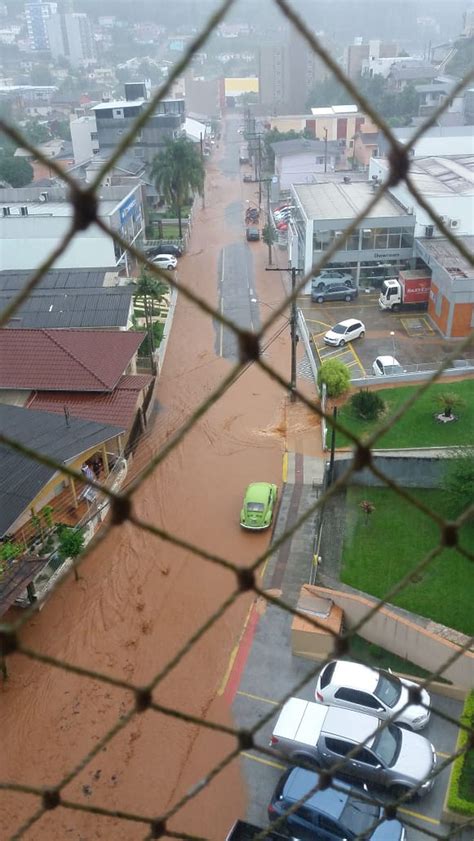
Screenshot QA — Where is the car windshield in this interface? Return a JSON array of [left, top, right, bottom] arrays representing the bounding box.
[[372, 724, 401, 766], [375, 673, 402, 707], [247, 502, 265, 512], [340, 795, 379, 836], [331, 324, 346, 334]]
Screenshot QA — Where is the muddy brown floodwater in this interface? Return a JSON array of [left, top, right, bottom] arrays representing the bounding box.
[[0, 116, 296, 840]]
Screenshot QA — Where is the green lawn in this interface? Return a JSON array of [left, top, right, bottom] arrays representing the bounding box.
[[335, 380, 474, 449], [341, 487, 474, 635]]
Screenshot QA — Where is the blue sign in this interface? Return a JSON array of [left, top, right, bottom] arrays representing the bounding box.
[[119, 194, 139, 225]]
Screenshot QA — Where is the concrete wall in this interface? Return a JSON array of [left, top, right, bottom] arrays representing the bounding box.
[[313, 584, 474, 689], [333, 455, 444, 488]]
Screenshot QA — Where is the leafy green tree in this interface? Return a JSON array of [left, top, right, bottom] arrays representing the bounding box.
[[57, 527, 85, 579], [318, 358, 351, 397], [49, 119, 72, 142], [149, 138, 204, 238], [133, 270, 168, 355], [350, 389, 385, 421], [443, 449, 474, 517], [21, 120, 51, 145], [0, 155, 34, 187]]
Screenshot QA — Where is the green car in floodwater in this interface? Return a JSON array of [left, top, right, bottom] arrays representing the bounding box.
[[240, 482, 278, 530]]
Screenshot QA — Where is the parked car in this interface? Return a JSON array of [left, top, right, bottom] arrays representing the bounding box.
[[372, 355, 404, 376], [312, 285, 358, 304], [324, 319, 366, 347], [152, 254, 177, 270], [240, 482, 277, 530], [144, 244, 182, 258], [269, 767, 406, 841], [312, 270, 354, 291], [274, 209, 292, 222], [246, 226, 260, 241], [243, 174, 254, 183], [315, 660, 431, 730], [269, 697, 437, 798]]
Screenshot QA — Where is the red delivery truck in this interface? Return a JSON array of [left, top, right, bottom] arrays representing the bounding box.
[[379, 270, 431, 312]]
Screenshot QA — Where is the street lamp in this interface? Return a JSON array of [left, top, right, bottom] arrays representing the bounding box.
[[390, 330, 396, 357]]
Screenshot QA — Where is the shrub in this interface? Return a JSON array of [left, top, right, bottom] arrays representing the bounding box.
[[350, 388, 385, 421], [447, 691, 474, 815], [57, 528, 85, 562], [318, 359, 350, 398], [443, 448, 474, 517]]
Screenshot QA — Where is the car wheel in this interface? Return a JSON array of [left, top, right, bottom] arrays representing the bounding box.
[[389, 785, 412, 801], [316, 296, 324, 304], [359, 330, 365, 338], [344, 294, 353, 302], [292, 752, 319, 770], [339, 339, 346, 347], [167, 264, 173, 270]]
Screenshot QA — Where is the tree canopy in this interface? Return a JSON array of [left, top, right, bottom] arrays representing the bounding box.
[[0, 155, 34, 187], [149, 138, 204, 237], [306, 75, 420, 127]]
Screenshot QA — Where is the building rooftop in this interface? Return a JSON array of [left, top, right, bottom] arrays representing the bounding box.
[[27, 373, 153, 428], [293, 180, 407, 221], [0, 287, 133, 329], [0, 199, 119, 217], [389, 64, 437, 81], [0, 328, 145, 392], [311, 105, 358, 116], [418, 236, 474, 280], [0, 269, 119, 292], [92, 99, 146, 111], [408, 156, 474, 196], [271, 139, 340, 156], [0, 403, 124, 537]]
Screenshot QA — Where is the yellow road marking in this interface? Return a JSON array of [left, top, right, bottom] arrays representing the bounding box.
[[398, 807, 439, 825], [282, 451, 288, 483], [217, 602, 253, 696], [436, 750, 450, 758], [237, 690, 279, 705], [350, 342, 366, 375], [241, 752, 285, 770]]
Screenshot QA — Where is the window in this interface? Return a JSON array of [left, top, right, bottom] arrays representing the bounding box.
[[318, 815, 345, 837], [325, 738, 351, 756], [335, 687, 360, 703], [319, 661, 336, 689], [112, 108, 124, 119], [354, 747, 380, 766]]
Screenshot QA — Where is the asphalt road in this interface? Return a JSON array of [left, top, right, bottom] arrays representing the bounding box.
[[216, 242, 261, 360]]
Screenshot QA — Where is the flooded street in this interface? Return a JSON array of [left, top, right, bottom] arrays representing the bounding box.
[[0, 115, 296, 840]]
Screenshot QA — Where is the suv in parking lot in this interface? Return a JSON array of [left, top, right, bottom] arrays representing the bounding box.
[[270, 697, 436, 798], [311, 285, 358, 304], [269, 767, 406, 841], [312, 270, 353, 291]]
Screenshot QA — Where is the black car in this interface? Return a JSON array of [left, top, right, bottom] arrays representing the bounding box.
[[311, 284, 358, 303], [143, 244, 183, 259], [246, 226, 260, 241], [269, 767, 406, 841]]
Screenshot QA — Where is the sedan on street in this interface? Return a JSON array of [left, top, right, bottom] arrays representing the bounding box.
[[240, 482, 277, 530], [144, 244, 182, 258], [324, 319, 365, 347], [269, 767, 406, 841], [372, 355, 404, 376], [152, 254, 178, 270], [315, 660, 431, 730]]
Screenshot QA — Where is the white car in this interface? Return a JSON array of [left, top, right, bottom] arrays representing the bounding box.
[[324, 318, 365, 347], [315, 660, 431, 731], [152, 254, 177, 270], [373, 355, 403, 376]]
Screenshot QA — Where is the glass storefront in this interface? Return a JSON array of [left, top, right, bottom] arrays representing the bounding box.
[[313, 226, 414, 253]]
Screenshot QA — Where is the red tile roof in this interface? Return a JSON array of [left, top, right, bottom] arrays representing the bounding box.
[[0, 329, 146, 392], [27, 374, 154, 428]]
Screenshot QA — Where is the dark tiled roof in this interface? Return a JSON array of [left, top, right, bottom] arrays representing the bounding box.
[[0, 287, 133, 329], [0, 403, 124, 536], [27, 374, 154, 428], [0, 269, 116, 291], [0, 329, 145, 392]]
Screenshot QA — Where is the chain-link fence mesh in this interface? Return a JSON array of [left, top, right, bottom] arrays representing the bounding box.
[[0, 0, 473, 839]]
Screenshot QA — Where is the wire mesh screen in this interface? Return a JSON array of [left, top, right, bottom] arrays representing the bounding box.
[[0, 1, 473, 840]]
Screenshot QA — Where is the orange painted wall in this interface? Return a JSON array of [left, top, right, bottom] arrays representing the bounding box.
[[450, 302, 474, 337]]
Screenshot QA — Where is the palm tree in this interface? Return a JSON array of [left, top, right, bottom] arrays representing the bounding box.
[[134, 270, 168, 354], [149, 137, 205, 238]]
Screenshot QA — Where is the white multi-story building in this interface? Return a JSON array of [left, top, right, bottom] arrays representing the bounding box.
[[24, 0, 57, 51], [47, 11, 95, 66], [70, 113, 99, 164], [0, 184, 144, 274]]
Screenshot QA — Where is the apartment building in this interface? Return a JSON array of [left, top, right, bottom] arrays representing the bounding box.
[[47, 11, 95, 66], [24, 0, 57, 51]]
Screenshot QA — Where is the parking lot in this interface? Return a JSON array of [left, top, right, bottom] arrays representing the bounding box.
[[297, 292, 472, 377], [228, 475, 470, 841]]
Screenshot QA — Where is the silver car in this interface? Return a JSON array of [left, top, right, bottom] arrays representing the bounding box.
[[311, 270, 353, 291], [316, 660, 431, 730], [270, 697, 436, 799]]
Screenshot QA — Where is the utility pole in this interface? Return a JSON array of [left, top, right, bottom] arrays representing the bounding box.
[[199, 132, 205, 209], [266, 179, 272, 265], [324, 127, 328, 173], [257, 136, 262, 208], [265, 264, 302, 400]]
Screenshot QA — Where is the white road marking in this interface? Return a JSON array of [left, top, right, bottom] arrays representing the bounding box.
[[219, 251, 225, 357]]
